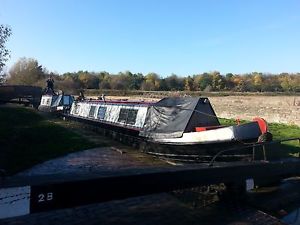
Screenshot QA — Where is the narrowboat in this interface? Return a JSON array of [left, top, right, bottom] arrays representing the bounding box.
[[38, 93, 74, 113], [66, 97, 271, 161]]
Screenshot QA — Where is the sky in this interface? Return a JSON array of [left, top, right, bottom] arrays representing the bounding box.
[[1, 0, 300, 76]]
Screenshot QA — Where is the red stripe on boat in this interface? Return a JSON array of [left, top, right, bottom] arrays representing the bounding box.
[[195, 125, 226, 132], [85, 100, 156, 105]]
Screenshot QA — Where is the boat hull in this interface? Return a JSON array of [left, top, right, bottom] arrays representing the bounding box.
[[141, 141, 255, 162], [65, 114, 258, 162]]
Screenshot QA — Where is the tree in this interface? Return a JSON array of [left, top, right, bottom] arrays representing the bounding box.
[[129, 73, 144, 90], [210, 71, 225, 91], [78, 71, 99, 89], [7, 58, 45, 85], [262, 75, 282, 92], [290, 74, 300, 92], [0, 25, 12, 71], [0, 71, 8, 84], [165, 74, 184, 91], [0, 25, 12, 83], [53, 74, 80, 94], [142, 73, 160, 91], [231, 75, 247, 91], [110, 72, 132, 90], [279, 73, 300, 92], [279, 73, 293, 92], [225, 73, 234, 90], [195, 73, 212, 91], [252, 72, 263, 91], [98, 71, 111, 89], [159, 78, 168, 91], [184, 76, 194, 91]]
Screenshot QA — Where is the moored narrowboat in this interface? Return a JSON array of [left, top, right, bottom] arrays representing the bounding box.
[[66, 97, 271, 161], [38, 93, 74, 113]]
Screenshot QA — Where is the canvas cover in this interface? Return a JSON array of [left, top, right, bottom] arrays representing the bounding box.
[[139, 97, 220, 139]]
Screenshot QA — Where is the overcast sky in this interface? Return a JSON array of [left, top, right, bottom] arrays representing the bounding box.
[[1, 0, 300, 76]]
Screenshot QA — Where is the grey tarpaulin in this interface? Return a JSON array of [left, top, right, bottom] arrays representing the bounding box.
[[139, 97, 220, 139]]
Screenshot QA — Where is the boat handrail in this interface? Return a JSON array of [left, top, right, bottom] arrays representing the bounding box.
[[209, 137, 300, 167]]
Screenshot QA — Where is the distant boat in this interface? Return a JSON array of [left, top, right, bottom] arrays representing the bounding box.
[[38, 93, 74, 113]]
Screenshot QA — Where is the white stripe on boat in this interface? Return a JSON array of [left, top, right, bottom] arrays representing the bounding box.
[[153, 126, 235, 144]]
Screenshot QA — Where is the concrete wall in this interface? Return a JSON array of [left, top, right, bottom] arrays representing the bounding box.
[[209, 96, 300, 126]]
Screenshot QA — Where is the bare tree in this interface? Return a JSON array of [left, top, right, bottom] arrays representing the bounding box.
[[0, 25, 12, 83]]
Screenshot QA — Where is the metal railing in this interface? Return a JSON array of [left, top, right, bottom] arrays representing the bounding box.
[[209, 137, 300, 167]]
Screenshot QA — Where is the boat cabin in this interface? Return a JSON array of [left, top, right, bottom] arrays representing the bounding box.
[[68, 97, 267, 146], [38, 94, 74, 112], [70, 100, 149, 129]]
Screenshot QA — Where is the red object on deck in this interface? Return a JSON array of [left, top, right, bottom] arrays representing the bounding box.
[[195, 125, 226, 132], [195, 127, 207, 132], [253, 117, 268, 134]]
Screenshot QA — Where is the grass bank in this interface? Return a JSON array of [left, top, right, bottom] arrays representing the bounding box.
[[219, 118, 300, 158], [0, 106, 96, 175], [0, 106, 299, 175]]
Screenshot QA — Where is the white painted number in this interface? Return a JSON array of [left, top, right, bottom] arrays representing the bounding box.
[[47, 192, 53, 201], [38, 194, 44, 202], [38, 193, 53, 203]]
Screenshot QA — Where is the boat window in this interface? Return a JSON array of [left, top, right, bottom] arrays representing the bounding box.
[[63, 96, 71, 105], [52, 96, 62, 107], [46, 98, 51, 105], [89, 106, 97, 117], [51, 96, 58, 105], [97, 106, 107, 120], [118, 108, 138, 125]]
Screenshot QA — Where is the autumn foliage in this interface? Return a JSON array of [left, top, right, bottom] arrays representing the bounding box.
[[4, 58, 300, 93]]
